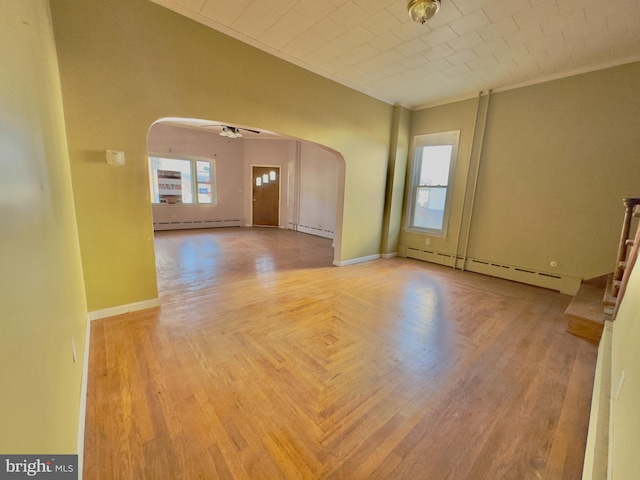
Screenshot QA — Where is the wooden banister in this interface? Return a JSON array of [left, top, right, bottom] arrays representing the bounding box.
[[610, 197, 640, 314]]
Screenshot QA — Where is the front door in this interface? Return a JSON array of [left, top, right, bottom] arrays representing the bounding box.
[[252, 166, 280, 227]]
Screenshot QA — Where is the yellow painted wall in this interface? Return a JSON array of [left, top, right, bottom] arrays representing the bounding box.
[[381, 105, 413, 256], [0, 0, 87, 453], [49, 0, 393, 311], [402, 97, 479, 258], [610, 254, 640, 478], [402, 63, 640, 281]]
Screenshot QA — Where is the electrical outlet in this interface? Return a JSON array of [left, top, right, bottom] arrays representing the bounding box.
[[425, 238, 431, 246], [71, 336, 77, 363]]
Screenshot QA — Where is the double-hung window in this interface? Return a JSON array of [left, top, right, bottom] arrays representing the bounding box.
[[407, 130, 459, 236], [148, 156, 216, 205]]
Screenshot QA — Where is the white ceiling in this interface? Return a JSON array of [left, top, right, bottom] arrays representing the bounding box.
[[151, 0, 640, 109]]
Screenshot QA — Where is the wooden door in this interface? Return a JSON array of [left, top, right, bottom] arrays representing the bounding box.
[[252, 166, 280, 227]]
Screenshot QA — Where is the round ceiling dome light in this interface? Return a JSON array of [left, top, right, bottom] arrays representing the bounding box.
[[408, 0, 441, 24]]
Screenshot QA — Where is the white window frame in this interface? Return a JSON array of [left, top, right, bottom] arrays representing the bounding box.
[[406, 130, 460, 237], [148, 154, 217, 206]]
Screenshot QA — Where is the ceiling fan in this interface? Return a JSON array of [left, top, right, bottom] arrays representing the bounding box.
[[201, 124, 262, 139]]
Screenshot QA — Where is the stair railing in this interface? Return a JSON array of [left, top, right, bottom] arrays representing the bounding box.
[[610, 198, 640, 317]]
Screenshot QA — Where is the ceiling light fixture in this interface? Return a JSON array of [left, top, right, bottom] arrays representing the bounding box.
[[219, 126, 243, 139], [407, 0, 441, 24]]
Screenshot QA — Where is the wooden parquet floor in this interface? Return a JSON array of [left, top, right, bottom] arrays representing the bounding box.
[[84, 227, 597, 479]]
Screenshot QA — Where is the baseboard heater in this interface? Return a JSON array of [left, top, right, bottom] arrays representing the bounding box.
[[401, 245, 580, 295], [288, 222, 334, 239], [153, 219, 242, 231]]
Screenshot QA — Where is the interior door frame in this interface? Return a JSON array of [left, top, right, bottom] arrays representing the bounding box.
[[251, 164, 281, 227]]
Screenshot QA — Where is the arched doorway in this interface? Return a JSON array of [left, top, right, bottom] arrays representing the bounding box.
[[146, 117, 346, 263]]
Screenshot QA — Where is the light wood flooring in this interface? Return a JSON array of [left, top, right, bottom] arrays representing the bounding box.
[[84, 227, 598, 479]]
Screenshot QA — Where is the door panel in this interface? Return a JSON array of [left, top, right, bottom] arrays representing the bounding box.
[[252, 166, 280, 227]]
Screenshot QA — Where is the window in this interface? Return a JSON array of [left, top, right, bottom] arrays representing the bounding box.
[[148, 156, 215, 205], [407, 130, 459, 235]]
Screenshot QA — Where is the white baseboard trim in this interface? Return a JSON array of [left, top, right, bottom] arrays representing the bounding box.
[[382, 252, 399, 259], [88, 298, 160, 321], [333, 254, 381, 267], [77, 313, 91, 480]]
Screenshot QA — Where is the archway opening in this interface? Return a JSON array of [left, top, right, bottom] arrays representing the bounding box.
[[146, 117, 346, 265]]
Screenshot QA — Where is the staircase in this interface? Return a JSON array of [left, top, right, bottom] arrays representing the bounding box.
[[566, 277, 608, 344], [566, 198, 640, 343]]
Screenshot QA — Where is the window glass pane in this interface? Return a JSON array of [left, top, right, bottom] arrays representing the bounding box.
[[419, 145, 452, 186], [413, 186, 445, 230], [196, 160, 212, 204], [150, 157, 193, 204], [408, 131, 459, 235], [149, 157, 216, 205]]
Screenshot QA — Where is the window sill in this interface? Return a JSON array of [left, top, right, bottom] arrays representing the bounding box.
[[403, 227, 447, 238]]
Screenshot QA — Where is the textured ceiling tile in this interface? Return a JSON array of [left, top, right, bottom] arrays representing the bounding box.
[[524, 31, 564, 53], [259, 24, 299, 49], [472, 37, 510, 57], [303, 40, 343, 65], [503, 24, 544, 49], [422, 43, 457, 60], [442, 63, 472, 77], [451, 0, 495, 15], [481, 0, 530, 22], [324, 53, 360, 73], [280, 31, 326, 58], [513, 4, 561, 29], [351, 57, 385, 75], [466, 54, 499, 70], [200, 0, 251, 26], [255, 0, 298, 16], [293, 0, 336, 18], [337, 25, 376, 48], [538, 8, 586, 35], [328, 2, 368, 29], [353, 0, 396, 15], [350, 43, 381, 61], [606, 8, 640, 33], [231, 3, 280, 37], [420, 25, 459, 48], [269, 9, 318, 38], [395, 37, 429, 56], [309, 17, 346, 42], [447, 48, 479, 65], [372, 48, 405, 65], [363, 9, 404, 36], [447, 31, 485, 52], [172, 0, 207, 13], [392, 19, 433, 42], [368, 31, 405, 51], [493, 44, 530, 62], [449, 9, 492, 36], [422, 57, 453, 72], [160, 0, 640, 107], [477, 16, 519, 41]]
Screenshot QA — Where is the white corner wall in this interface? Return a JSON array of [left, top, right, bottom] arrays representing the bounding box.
[[297, 142, 338, 239]]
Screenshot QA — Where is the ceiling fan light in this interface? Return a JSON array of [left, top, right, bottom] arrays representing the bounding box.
[[408, 0, 440, 24]]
